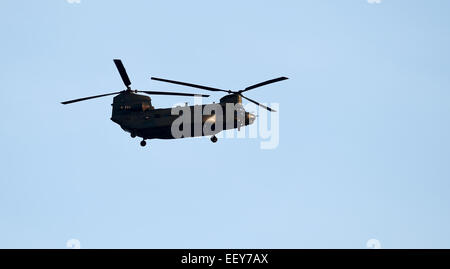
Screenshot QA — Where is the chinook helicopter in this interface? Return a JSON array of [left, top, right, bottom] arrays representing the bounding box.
[[61, 59, 288, 147]]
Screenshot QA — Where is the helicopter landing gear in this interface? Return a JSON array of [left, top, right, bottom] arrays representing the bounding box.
[[131, 132, 136, 138], [210, 135, 218, 143], [140, 140, 147, 147]]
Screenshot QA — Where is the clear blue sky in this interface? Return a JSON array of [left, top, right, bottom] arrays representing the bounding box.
[[1, 0, 449, 248]]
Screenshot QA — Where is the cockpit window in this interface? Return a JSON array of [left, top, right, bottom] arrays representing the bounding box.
[[142, 102, 151, 111]]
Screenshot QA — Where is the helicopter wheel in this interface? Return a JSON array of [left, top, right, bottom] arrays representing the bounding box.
[[210, 135, 218, 143], [140, 140, 146, 147], [131, 133, 136, 138]]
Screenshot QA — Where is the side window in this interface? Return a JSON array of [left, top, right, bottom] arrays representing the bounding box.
[[142, 102, 151, 112]]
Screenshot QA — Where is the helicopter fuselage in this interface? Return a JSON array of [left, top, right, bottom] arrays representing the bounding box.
[[110, 91, 255, 140]]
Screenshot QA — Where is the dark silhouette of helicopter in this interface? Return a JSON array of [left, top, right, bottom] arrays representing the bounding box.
[[61, 59, 288, 147]]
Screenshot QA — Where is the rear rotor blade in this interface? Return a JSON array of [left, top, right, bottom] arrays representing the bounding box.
[[240, 94, 277, 112], [151, 77, 229, 93], [241, 76, 288, 93], [138, 90, 209, 97], [113, 59, 131, 87], [61, 91, 122, 105]]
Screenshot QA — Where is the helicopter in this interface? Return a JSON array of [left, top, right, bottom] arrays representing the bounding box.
[[61, 59, 288, 147]]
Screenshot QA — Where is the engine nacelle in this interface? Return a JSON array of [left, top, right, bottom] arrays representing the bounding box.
[[219, 94, 242, 105]]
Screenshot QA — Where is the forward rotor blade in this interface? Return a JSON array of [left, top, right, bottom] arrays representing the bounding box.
[[138, 90, 209, 97], [61, 91, 122, 105], [113, 59, 131, 87], [241, 76, 288, 93], [151, 77, 229, 93], [240, 94, 277, 112]]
